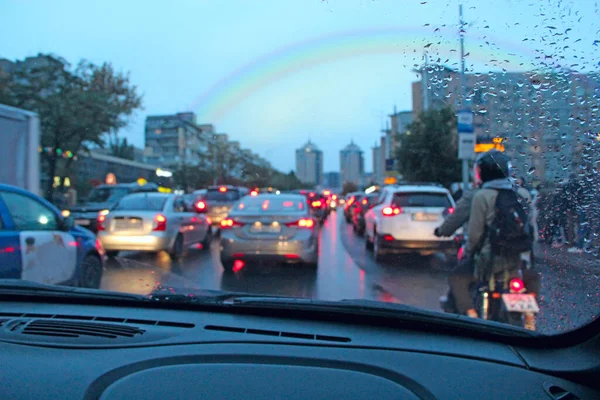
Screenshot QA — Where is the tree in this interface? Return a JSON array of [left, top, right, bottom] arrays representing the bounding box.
[[0, 54, 142, 198], [108, 133, 135, 160], [396, 107, 461, 188]]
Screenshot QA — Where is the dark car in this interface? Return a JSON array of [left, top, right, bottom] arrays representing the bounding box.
[[68, 182, 159, 233], [199, 186, 249, 228], [343, 192, 363, 223], [288, 190, 328, 225], [352, 193, 379, 236]]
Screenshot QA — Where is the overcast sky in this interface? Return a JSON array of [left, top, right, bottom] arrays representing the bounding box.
[[1, 0, 598, 172]]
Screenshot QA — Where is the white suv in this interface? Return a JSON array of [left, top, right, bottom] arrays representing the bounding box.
[[363, 184, 459, 261]]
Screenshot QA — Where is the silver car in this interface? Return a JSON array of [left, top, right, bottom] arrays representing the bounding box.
[[98, 192, 211, 258], [201, 186, 248, 227], [219, 194, 319, 272]]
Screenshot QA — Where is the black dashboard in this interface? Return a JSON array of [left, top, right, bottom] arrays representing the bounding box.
[[0, 300, 597, 400]]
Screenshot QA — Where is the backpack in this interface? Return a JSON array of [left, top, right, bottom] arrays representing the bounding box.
[[488, 189, 534, 256]]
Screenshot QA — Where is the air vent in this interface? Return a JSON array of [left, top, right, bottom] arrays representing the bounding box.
[[0, 312, 194, 329], [543, 383, 581, 400], [22, 320, 145, 339], [205, 325, 351, 343]]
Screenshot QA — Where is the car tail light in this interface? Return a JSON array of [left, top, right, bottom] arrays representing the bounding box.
[[286, 218, 315, 228], [220, 218, 244, 229], [153, 214, 167, 231], [347, 197, 355, 206], [219, 186, 227, 192], [443, 207, 455, 217], [309, 192, 316, 198], [509, 278, 525, 293], [195, 200, 207, 212], [383, 234, 395, 241], [97, 214, 106, 231], [250, 190, 258, 196], [285, 254, 300, 259], [457, 246, 465, 261], [311, 200, 322, 208], [382, 206, 402, 216]]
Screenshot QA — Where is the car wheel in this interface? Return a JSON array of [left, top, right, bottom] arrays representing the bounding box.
[[169, 234, 184, 259], [365, 231, 374, 251], [373, 233, 384, 262], [200, 230, 212, 250], [79, 254, 103, 289], [106, 251, 119, 258], [221, 259, 235, 273]]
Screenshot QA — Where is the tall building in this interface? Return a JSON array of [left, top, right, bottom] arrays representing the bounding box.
[[144, 112, 208, 167], [295, 140, 323, 185], [323, 172, 341, 190], [340, 141, 364, 186], [412, 63, 600, 182], [372, 142, 384, 184]]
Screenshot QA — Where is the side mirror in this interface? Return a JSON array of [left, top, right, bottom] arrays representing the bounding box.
[[61, 216, 75, 231]]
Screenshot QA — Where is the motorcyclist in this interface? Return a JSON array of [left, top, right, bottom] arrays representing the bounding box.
[[436, 150, 540, 328]]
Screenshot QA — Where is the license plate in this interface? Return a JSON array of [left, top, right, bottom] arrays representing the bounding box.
[[250, 225, 281, 233], [412, 213, 439, 222], [75, 219, 90, 226], [502, 294, 540, 313]]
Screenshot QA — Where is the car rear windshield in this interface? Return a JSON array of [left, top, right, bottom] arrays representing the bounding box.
[[115, 195, 167, 211], [204, 189, 241, 201], [87, 187, 130, 203], [234, 197, 306, 214], [392, 192, 451, 208]]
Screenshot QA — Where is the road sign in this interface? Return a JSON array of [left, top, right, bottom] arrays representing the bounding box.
[[457, 109, 474, 133], [385, 158, 396, 172], [458, 133, 476, 160]]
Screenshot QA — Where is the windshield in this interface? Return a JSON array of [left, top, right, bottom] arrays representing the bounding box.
[[114, 194, 168, 211], [0, 0, 598, 338], [87, 187, 130, 203], [204, 189, 241, 202], [234, 196, 306, 214], [392, 193, 451, 208]]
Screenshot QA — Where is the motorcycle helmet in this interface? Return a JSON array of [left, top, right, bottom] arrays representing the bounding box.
[[474, 150, 511, 183]]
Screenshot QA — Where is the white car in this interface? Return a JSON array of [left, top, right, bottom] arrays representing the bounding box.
[[363, 184, 459, 261]]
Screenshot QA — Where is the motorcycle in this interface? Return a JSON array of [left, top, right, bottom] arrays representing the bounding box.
[[441, 234, 539, 329]]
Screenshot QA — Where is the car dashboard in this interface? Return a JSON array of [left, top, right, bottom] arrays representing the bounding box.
[[0, 299, 597, 400]]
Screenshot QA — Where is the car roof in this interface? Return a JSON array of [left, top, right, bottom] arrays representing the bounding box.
[[385, 185, 450, 194], [122, 192, 172, 199], [245, 193, 304, 200]]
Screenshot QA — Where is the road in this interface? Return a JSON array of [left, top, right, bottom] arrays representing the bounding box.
[[100, 210, 599, 335]]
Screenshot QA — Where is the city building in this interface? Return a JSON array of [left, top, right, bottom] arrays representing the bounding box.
[[295, 140, 324, 185], [411, 63, 600, 182], [372, 141, 384, 184], [339, 141, 364, 186], [389, 108, 413, 159], [144, 112, 209, 167], [323, 172, 341, 190]]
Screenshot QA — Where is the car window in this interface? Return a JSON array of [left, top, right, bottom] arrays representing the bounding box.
[[115, 195, 167, 211], [235, 197, 306, 214], [392, 192, 452, 208], [0, 191, 59, 231], [173, 196, 187, 213], [205, 189, 241, 201], [87, 187, 130, 203]]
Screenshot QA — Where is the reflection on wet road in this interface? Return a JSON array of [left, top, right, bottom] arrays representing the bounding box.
[[100, 210, 599, 334]]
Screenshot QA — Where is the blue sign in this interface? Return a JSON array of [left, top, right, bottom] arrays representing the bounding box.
[[385, 159, 396, 172], [457, 109, 474, 133]]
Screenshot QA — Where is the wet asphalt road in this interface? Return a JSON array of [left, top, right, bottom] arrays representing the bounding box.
[[100, 209, 599, 335]]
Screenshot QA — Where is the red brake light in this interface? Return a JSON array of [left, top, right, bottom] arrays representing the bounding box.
[[195, 200, 207, 212], [309, 192, 316, 198], [323, 190, 331, 196], [509, 278, 525, 293], [447, 207, 455, 214], [219, 186, 227, 192], [153, 214, 167, 231], [332, 195, 337, 200], [286, 218, 315, 228], [361, 199, 368, 205], [382, 206, 401, 216], [311, 200, 322, 208], [97, 214, 106, 231], [383, 234, 395, 241], [220, 218, 244, 229], [347, 197, 355, 206], [250, 190, 258, 196]]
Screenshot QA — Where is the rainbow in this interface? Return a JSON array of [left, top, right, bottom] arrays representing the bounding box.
[[189, 26, 538, 122]]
